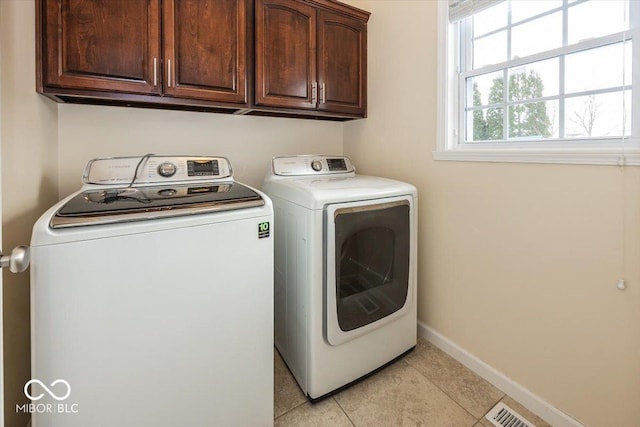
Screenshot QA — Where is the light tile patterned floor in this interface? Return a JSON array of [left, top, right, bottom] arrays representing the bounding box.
[[274, 337, 551, 427]]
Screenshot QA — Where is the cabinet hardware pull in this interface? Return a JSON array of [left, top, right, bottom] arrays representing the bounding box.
[[168, 59, 172, 88], [311, 82, 317, 105], [320, 83, 326, 104], [153, 58, 158, 87]]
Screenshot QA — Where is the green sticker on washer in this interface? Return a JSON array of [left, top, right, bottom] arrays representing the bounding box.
[[258, 222, 270, 238]]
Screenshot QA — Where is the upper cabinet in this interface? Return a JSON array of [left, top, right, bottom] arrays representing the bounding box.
[[37, 0, 369, 120], [255, 0, 367, 117], [38, 0, 249, 109], [317, 10, 366, 116], [164, 0, 248, 104], [40, 0, 162, 95], [255, 0, 317, 110]]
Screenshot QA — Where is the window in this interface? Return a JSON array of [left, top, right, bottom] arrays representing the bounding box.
[[435, 0, 640, 165]]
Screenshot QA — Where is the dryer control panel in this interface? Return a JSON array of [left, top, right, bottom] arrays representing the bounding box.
[[83, 156, 233, 185], [272, 155, 355, 176]]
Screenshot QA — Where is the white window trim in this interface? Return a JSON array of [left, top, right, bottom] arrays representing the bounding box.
[[434, 0, 640, 166]]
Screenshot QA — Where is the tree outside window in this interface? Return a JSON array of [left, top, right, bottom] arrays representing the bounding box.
[[471, 71, 552, 141]]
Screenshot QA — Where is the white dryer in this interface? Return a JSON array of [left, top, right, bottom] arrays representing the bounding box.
[[29, 156, 273, 427], [262, 155, 417, 400]]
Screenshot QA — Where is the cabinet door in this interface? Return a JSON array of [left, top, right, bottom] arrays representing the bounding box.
[[255, 0, 317, 109], [317, 10, 366, 116], [163, 0, 248, 104], [42, 0, 161, 94]]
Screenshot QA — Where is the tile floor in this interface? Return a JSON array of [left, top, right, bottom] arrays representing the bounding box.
[[274, 337, 551, 427]]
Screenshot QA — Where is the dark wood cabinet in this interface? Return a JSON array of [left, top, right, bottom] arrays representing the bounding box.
[[164, 0, 248, 103], [255, 0, 317, 110], [255, 0, 368, 117], [317, 10, 366, 116], [37, 0, 368, 119], [40, 0, 161, 95], [38, 0, 249, 109]]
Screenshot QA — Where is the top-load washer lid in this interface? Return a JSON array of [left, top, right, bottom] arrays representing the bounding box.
[[50, 155, 264, 229], [51, 182, 264, 228]]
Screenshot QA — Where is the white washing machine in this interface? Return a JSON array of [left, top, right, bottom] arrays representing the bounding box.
[[29, 155, 273, 427], [262, 155, 417, 400]]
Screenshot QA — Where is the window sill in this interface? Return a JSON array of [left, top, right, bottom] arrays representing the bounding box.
[[432, 147, 640, 166]]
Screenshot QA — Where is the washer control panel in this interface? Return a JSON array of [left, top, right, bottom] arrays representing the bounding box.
[[84, 156, 232, 185], [272, 155, 355, 176]]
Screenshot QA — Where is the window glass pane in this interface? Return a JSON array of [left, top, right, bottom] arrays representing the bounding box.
[[467, 71, 503, 107], [568, 1, 628, 45], [466, 107, 504, 141], [565, 42, 631, 94], [511, 0, 562, 25], [508, 101, 558, 139], [472, 1, 508, 37], [508, 58, 559, 100], [565, 91, 631, 138], [512, 12, 562, 59], [474, 31, 507, 69]]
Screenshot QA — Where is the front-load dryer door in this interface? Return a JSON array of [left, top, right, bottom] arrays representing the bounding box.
[[325, 195, 413, 346]]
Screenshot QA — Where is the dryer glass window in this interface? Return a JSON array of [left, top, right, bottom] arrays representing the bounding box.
[[333, 202, 410, 331]]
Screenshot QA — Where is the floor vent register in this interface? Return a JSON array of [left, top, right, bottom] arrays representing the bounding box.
[[485, 402, 536, 427]]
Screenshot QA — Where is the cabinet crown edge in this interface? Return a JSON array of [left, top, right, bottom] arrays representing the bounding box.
[[303, 0, 370, 21]]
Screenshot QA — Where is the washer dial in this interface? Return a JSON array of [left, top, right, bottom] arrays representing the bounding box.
[[311, 160, 323, 172], [157, 162, 177, 178]]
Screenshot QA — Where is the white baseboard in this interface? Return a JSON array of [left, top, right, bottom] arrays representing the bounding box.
[[417, 321, 584, 427]]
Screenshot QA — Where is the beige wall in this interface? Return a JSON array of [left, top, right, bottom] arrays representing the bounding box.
[[343, 1, 640, 426], [57, 105, 343, 197], [1, 1, 59, 427]]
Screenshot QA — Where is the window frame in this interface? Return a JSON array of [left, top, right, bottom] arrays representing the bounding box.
[[435, 0, 640, 166]]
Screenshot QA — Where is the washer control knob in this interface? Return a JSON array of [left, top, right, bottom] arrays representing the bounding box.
[[158, 188, 177, 197], [157, 162, 177, 178], [311, 160, 323, 172]]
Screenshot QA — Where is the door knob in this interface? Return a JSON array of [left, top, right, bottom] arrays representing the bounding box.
[[0, 245, 30, 273]]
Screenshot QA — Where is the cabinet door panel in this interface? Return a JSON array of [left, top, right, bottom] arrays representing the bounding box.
[[255, 0, 316, 109], [318, 11, 366, 115], [44, 0, 161, 94], [164, 0, 248, 104]]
